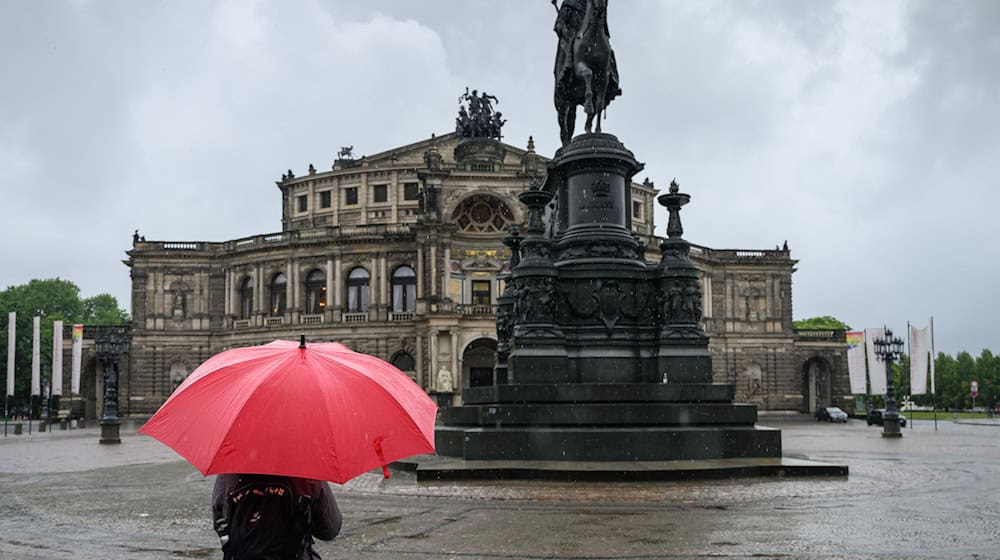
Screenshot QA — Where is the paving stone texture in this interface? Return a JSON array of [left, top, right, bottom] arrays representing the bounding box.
[[0, 417, 997, 559]]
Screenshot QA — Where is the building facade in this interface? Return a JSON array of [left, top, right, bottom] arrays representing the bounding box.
[[123, 131, 851, 417]]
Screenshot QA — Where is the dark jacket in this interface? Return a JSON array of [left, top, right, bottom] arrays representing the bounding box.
[[212, 474, 342, 559]]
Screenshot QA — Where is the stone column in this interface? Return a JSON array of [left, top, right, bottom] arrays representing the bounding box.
[[256, 264, 264, 315], [224, 269, 231, 317], [450, 330, 459, 387], [380, 253, 388, 310], [416, 246, 424, 296], [334, 255, 343, 307], [443, 245, 451, 300], [430, 245, 437, 298], [416, 333, 424, 390], [326, 256, 334, 318], [292, 259, 300, 312], [429, 330, 439, 387], [370, 256, 379, 307], [286, 260, 293, 314]]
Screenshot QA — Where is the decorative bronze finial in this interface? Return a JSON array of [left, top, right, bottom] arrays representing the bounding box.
[[527, 136, 535, 152], [670, 179, 679, 194]]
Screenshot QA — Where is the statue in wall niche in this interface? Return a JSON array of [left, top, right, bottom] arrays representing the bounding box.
[[172, 289, 185, 318], [436, 365, 453, 392]]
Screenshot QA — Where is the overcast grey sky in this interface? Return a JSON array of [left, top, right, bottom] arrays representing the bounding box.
[[1, 1, 997, 356]]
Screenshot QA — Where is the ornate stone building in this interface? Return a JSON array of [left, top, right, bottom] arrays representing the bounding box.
[[124, 121, 850, 417]]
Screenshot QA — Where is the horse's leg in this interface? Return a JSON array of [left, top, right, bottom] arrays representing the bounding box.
[[594, 90, 604, 133], [565, 104, 576, 144], [577, 63, 594, 117]]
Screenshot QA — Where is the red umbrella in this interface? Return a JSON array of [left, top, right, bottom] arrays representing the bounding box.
[[139, 338, 436, 483]]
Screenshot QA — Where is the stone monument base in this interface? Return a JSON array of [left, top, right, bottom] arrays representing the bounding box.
[[436, 382, 782, 462]]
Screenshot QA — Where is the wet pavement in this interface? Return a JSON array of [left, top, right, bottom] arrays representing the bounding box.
[[1, 416, 998, 559]]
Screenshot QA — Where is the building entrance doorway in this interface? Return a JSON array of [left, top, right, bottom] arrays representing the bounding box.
[[462, 338, 497, 388]]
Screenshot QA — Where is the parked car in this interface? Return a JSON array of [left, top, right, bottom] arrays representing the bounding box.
[[866, 408, 907, 427], [816, 406, 849, 423]]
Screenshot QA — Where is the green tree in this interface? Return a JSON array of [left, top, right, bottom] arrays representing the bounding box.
[[793, 316, 851, 330], [0, 278, 128, 412]]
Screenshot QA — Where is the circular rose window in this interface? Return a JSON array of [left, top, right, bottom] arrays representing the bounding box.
[[452, 194, 514, 233]]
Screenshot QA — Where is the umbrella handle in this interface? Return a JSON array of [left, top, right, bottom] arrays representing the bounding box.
[[374, 439, 390, 479]]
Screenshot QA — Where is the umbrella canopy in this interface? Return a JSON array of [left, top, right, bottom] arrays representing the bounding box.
[[139, 338, 437, 483]]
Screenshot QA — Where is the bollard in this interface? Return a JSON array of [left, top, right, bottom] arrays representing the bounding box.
[[13, 423, 22, 435]]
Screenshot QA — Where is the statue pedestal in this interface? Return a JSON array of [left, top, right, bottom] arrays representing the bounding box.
[[433, 133, 844, 478], [430, 391, 454, 409]]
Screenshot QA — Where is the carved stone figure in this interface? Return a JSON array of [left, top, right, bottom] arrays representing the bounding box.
[[172, 289, 185, 318], [553, 0, 622, 145], [436, 365, 453, 392], [338, 146, 354, 160]]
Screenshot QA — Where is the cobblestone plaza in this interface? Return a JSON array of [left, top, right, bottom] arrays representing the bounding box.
[[2, 417, 997, 559]]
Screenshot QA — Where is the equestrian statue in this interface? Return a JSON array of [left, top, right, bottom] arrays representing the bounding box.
[[553, 0, 621, 146]]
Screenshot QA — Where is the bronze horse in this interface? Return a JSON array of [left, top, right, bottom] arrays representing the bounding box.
[[555, 0, 620, 146]]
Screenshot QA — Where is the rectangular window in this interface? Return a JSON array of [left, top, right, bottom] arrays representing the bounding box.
[[345, 187, 358, 206], [319, 191, 331, 209], [403, 182, 420, 201], [373, 184, 388, 203], [632, 200, 643, 220], [297, 195, 308, 213], [471, 280, 491, 306]]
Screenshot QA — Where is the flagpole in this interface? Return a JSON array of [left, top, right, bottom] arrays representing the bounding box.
[[931, 316, 937, 432], [907, 321, 913, 430]]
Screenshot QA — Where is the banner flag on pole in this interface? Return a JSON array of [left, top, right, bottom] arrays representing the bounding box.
[[51, 320, 63, 396], [31, 316, 40, 396], [846, 331, 867, 394], [6, 312, 14, 397], [71, 325, 83, 395], [865, 327, 887, 395], [909, 324, 930, 395], [929, 317, 936, 396]]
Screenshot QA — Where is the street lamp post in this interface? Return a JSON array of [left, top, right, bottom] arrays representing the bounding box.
[[873, 327, 905, 438], [95, 328, 129, 445]]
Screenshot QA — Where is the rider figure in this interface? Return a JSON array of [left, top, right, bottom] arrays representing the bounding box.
[[552, 0, 621, 97]]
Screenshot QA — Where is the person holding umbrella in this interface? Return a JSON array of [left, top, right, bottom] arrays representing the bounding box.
[[140, 336, 438, 559], [212, 473, 341, 559]]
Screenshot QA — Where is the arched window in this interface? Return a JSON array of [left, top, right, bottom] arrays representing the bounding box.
[[391, 352, 416, 373], [390, 265, 416, 313], [270, 273, 287, 316], [346, 267, 370, 313], [305, 269, 326, 315], [239, 276, 254, 319]]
